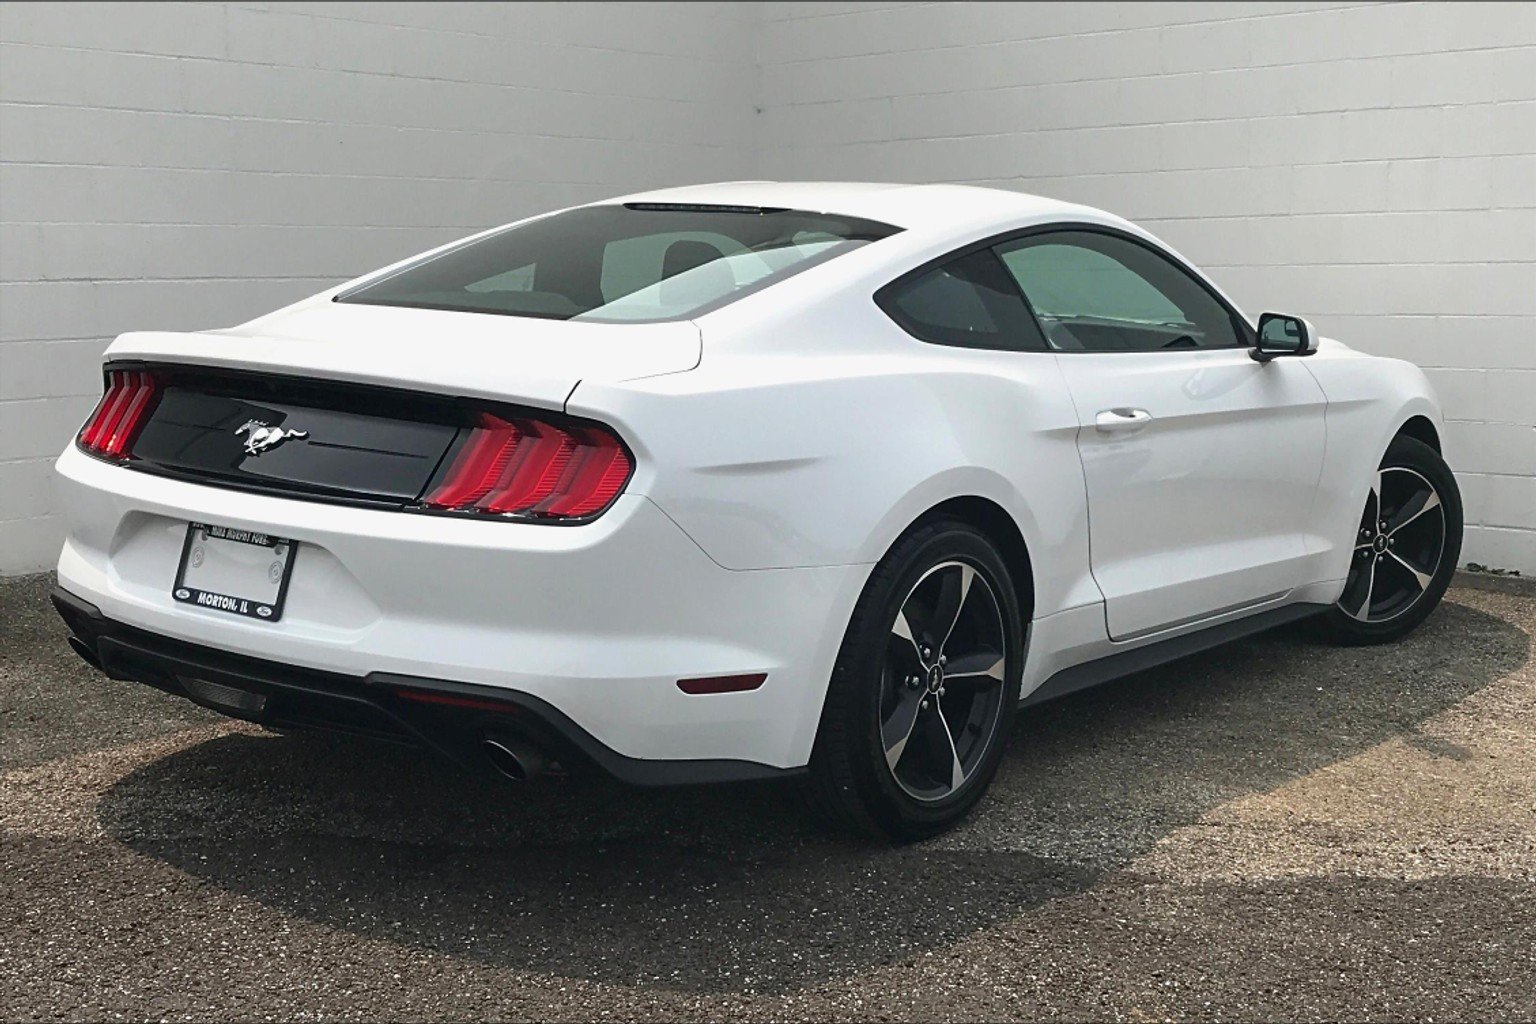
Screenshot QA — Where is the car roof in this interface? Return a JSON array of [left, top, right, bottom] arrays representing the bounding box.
[[603, 181, 1122, 234]]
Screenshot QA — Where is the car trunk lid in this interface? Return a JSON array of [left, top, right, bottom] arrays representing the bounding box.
[[106, 298, 702, 411], [98, 300, 696, 506]]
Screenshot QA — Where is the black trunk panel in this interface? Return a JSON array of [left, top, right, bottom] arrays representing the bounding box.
[[128, 366, 464, 505]]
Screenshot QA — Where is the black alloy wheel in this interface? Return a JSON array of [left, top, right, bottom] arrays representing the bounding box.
[[881, 560, 1009, 802], [808, 519, 1023, 841], [1324, 435, 1462, 644]]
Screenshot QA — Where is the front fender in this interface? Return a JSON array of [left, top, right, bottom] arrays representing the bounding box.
[[1304, 346, 1450, 584]]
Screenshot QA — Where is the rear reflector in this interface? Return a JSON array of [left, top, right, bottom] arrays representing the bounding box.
[[393, 687, 520, 713], [78, 369, 162, 460], [422, 411, 633, 522], [677, 673, 768, 695]]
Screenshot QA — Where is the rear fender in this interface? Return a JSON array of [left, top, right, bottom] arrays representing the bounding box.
[[569, 349, 1099, 623]]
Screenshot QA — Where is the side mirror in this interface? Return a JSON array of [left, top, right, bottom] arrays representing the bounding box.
[[1252, 312, 1318, 362]]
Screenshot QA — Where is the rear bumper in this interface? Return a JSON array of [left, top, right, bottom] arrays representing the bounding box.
[[53, 587, 799, 786], [53, 445, 870, 774]]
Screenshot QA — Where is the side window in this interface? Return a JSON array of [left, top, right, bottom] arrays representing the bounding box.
[[994, 232, 1248, 353], [877, 249, 1046, 352]]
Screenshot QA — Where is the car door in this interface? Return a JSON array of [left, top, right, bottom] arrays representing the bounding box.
[[994, 229, 1328, 641]]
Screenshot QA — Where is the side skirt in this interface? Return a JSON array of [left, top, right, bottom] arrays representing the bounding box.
[[1021, 602, 1328, 708]]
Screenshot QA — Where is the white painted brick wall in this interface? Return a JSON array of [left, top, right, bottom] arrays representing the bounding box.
[[3, 1, 1533, 575], [758, 1, 1536, 573], [0, 1, 755, 572]]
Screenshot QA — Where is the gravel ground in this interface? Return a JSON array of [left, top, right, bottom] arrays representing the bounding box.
[[2, 571, 1533, 1021]]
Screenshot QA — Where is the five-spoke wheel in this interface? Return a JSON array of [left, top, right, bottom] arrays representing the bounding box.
[[1325, 435, 1462, 644], [808, 519, 1022, 841], [882, 561, 1008, 801], [1339, 467, 1446, 623]]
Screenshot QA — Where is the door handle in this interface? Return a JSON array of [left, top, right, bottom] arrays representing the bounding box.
[[1095, 407, 1153, 434]]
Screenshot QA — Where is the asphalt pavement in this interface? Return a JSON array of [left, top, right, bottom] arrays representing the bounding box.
[[3, 571, 1533, 1021]]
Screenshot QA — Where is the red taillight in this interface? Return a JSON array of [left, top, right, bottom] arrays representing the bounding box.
[[422, 411, 633, 522], [78, 369, 161, 460]]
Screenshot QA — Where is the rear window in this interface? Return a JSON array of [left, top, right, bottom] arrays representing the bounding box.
[[337, 204, 900, 323]]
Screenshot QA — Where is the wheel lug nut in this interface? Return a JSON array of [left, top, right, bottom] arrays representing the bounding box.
[[920, 700, 929, 710], [938, 687, 946, 696], [938, 654, 947, 666]]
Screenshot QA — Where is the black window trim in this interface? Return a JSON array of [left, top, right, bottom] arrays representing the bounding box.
[[875, 221, 1257, 354]]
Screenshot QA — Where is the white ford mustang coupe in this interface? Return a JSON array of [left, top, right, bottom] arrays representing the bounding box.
[[53, 182, 1461, 839]]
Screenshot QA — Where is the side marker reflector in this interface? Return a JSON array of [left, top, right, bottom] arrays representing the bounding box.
[[677, 673, 768, 695]]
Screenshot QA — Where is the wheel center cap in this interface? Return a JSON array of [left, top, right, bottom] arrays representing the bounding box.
[[927, 665, 944, 693], [1373, 535, 1389, 553]]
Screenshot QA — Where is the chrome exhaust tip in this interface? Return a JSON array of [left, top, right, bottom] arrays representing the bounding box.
[[483, 735, 547, 782]]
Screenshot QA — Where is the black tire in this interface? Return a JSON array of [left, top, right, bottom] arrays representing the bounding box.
[[806, 518, 1024, 841], [1322, 436, 1462, 645]]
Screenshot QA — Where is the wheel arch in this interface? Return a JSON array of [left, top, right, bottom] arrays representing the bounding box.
[[911, 495, 1036, 622], [1394, 414, 1441, 453]]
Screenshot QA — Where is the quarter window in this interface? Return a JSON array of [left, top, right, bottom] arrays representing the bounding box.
[[877, 249, 1045, 352], [994, 231, 1247, 352]]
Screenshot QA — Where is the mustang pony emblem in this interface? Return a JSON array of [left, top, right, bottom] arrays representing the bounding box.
[[236, 419, 308, 456]]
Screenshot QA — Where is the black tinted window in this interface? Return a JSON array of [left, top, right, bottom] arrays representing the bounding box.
[[878, 249, 1045, 351], [995, 231, 1247, 352], [338, 205, 899, 323]]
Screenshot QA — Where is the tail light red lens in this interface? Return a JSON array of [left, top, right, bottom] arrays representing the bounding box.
[[77, 369, 162, 460], [422, 411, 633, 522]]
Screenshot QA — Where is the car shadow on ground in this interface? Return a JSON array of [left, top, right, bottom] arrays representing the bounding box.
[[96, 599, 1529, 993]]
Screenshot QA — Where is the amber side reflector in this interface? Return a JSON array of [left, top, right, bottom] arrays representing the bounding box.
[[676, 673, 767, 695]]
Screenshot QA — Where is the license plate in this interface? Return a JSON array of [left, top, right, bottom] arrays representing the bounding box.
[[173, 522, 296, 622]]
